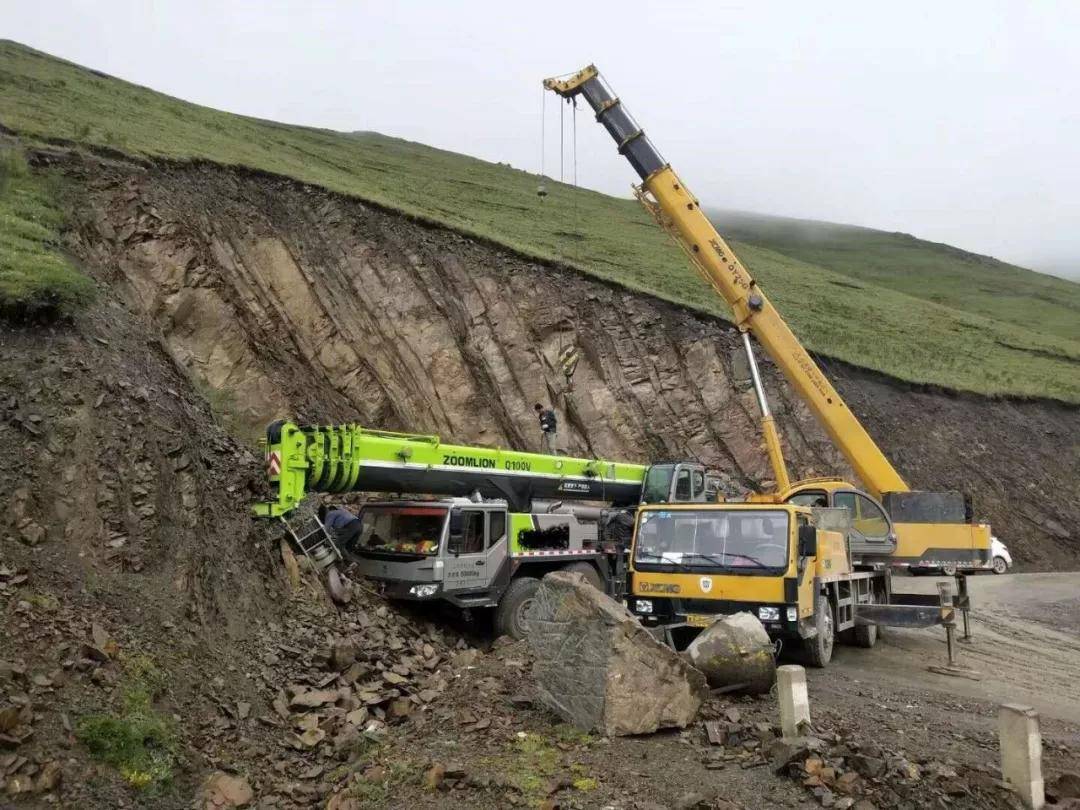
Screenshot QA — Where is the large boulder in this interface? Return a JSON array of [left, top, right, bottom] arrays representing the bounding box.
[[527, 571, 708, 736], [683, 611, 776, 694]]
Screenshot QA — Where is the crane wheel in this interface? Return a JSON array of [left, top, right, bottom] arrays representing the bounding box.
[[804, 594, 835, 668], [853, 588, 878, 649], [494, 577, 541, 640], [561, 561, 603, 590]]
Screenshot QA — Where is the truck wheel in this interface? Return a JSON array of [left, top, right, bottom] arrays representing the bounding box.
[[804, 595, 835, 668], [853, 590, 878, 649], [561, 561, 602, 590], [494, 577, 541, 640], [992, 556, 1008, 575]]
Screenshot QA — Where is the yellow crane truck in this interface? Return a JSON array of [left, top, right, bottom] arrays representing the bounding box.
[[544, 65, 986, 665]]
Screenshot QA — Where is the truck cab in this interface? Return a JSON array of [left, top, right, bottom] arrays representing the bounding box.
[[781, 478, 898, 558], [339, 498, 615, 637], [627, 502, 881, 666], [341, 498, 516, 605], [640, 462, 721, 504], [776, 478, 991, 571]]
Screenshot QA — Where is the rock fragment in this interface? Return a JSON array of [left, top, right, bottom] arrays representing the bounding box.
[[527, 571, 708, 736], [198, 771, 254, 808]]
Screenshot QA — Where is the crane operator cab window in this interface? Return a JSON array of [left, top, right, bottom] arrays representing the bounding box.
[[833, 492, 890, 542], [788, 491, 828, 508], [642, 465, 675, 504], [675, 469, 692, 501]]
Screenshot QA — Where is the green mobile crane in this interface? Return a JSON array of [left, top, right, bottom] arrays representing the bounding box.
[[255, 420, 719, 637]]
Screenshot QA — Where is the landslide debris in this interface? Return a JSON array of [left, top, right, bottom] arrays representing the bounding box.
[[0, 287, 478, 806]]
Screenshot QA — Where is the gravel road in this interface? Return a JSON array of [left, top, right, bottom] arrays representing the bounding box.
[[818, 572, 1080, 723]]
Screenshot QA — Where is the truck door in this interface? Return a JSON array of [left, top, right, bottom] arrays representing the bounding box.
[[443, 507, 507, 593], [832, 490, 896, 554]]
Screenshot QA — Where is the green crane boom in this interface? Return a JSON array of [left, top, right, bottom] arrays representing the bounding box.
[[254, 420, 651, 517]]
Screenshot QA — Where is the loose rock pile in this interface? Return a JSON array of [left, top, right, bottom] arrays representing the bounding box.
[[766, 723, 1025, 809], [236, 581, 472, 807]]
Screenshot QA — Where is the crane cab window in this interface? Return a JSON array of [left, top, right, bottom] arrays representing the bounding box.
[[788, 491, 829, 508], [691, 470, 705, 500], [834, 492, 890, 540], [674, 469, 692, 501], [642, 466, 674, 503], [488, 511, 507, 548], [449, 510, 485, 554]]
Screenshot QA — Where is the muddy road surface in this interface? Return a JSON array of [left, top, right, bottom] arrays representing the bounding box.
[[818, 572, 1080, 723]]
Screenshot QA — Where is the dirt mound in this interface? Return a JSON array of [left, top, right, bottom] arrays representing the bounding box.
[[0, 293, 476, 806]]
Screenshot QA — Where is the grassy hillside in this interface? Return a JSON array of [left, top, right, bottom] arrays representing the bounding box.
[[1, 40, 1079, 401], [711, 209, 1080, 343], [0, 146, 94, 318]]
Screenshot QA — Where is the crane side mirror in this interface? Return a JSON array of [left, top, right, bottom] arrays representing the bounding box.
[[798, 524, 818, 558]]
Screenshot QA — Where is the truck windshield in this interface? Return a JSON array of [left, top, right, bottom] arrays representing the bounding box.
[[634, 509, 789, 571], [356, 506, 447, 556]]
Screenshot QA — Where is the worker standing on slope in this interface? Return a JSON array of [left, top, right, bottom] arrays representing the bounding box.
[[535, 403, 558, 455]]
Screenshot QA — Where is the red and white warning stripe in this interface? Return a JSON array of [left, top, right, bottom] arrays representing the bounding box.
[[514, 548, 598, 557], [267, 451, 282, 476]]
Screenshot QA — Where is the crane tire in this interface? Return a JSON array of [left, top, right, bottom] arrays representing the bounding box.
[[804, 595, 835, 668], [494, 576, 541, 640], [853, 589, 878, 649], [560, 561, 603, 590]]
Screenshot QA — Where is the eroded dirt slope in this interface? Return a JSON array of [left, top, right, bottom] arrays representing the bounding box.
[[53, 152, 1078, 568], [52, 153, 1080, 570]]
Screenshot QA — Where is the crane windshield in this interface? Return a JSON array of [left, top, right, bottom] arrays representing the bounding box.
[[634, 509, 789, 572], [355, 505, 447, 556]]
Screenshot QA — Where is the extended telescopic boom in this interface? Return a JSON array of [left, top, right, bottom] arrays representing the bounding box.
[[543, 65, 908, 500]]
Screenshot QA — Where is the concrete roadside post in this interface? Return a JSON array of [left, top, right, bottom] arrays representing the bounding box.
[[999, 704, 1044, 809], [777, 664, 810, 739]]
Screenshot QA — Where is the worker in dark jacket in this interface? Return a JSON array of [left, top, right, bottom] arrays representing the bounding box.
[[535, 403, 558, 455], [318, 504, 362, 550]]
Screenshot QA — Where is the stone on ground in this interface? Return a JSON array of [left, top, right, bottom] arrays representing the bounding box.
[[198, 771, 254, 808], [683, 611, 776, 694], [527, 571, 708, 736]]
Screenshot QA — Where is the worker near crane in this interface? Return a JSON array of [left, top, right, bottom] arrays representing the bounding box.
[[318, 503, 361, 549], [535, 402, 558, 455]]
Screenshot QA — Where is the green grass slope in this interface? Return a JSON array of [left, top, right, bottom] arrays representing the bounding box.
[[1, 40, 1078, 401], [710, 209, 1080, 343], [0, 146, 94, 318]]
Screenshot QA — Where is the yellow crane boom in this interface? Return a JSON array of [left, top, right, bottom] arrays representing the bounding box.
[[545, 65, 993, 571], [544, 65, 906, 500]]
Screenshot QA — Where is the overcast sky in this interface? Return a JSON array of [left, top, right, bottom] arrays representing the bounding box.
[[6, 1, 1079, 277]]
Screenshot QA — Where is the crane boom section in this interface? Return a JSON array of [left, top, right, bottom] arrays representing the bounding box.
[[254, 421, 648, 517], [545, 66, 908, 499]]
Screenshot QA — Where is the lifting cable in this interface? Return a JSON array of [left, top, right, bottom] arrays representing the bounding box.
[[539, 86, 546, 180], [572, 96, 578, 186], [559, 97, 565, 183]]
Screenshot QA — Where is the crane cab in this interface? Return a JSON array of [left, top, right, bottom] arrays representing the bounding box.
[[640, 462, 722, 504]]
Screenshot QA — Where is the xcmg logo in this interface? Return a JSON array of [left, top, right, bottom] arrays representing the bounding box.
[[638, 581, 680, 594]]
